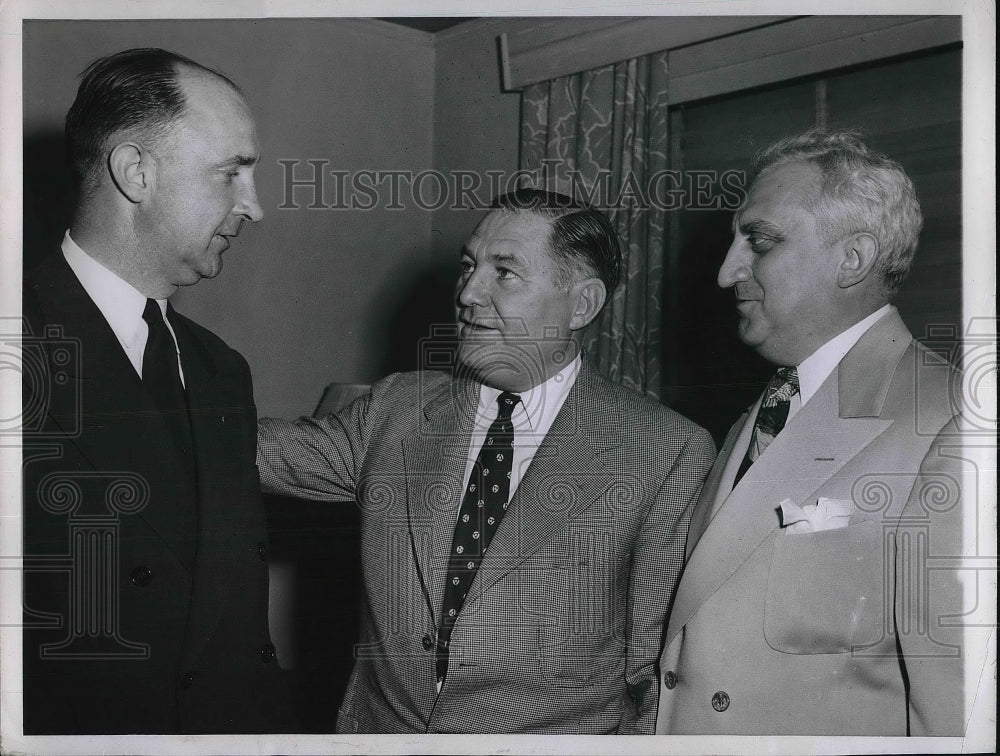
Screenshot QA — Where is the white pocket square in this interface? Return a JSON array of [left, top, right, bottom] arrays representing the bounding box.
[[779, 497, 854, 533]]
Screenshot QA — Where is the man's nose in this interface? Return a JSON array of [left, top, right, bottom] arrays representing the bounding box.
[[717, 238, 750, 288], [457, 269, 488, 308], [235, 178, 264, 223]]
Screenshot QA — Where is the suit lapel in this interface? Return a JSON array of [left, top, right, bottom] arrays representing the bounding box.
[[684, 310, 912, 571], [30, 252, 148, 445], [29, 255, 200, 556], [667, 352, 894, 645], [466, 363, 610, 606], [685, 409, 750, 558], [836, 309, 913, 418], [402, 377, 477, 627], [172, 315, 244, 668]]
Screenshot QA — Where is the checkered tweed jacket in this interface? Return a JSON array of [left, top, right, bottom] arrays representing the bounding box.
[[258, 361, 715, 734]]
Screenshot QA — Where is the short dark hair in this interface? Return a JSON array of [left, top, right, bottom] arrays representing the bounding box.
[[492, 188, 623, 295], [65, 48, 241, 193], [749, 129, 923, 297]]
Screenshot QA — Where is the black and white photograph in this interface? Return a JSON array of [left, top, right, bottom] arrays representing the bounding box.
[[1, 1, 995, 754]]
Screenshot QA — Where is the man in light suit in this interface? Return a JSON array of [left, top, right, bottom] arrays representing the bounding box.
[[656, 130, 972, 735], [257, 188, 716, 733], [22, 48, 292, 733]]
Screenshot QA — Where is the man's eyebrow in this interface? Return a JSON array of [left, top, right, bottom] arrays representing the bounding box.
[[486, 251, 523, 268], [736, 218, 782, 236], [216, 154, 259, 168]]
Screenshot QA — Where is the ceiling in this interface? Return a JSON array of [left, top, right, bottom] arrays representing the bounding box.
[[377, 17, 476, 33]]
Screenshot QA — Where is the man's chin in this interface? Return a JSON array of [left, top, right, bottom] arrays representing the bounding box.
[[175, 264, 221, 290], [456, 341, 553, 390], [736, 325, 788, 364], [736, 318, 762, 346], [196, 254, 224, 281]]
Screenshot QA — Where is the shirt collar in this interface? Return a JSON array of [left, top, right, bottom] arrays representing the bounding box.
[[61, 230, 160, 342], [796, 304, 892, 405], [477, 354, 581, 439]]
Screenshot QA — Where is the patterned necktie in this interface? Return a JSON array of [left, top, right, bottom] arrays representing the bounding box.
[[142, 299, 195, 474], [437, 391, 521, 687], [734, 366, 799, 485]]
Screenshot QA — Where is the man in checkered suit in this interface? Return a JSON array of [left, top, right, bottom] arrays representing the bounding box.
[[258, 189, 715, 733]]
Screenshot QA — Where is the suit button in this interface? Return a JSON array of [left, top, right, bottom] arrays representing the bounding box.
[[260, 643, 276, 663], [257, 542, 267, 561], [663, 670, 678, 689], [711, 691, 730, 712], [422, 634, 434, 651], [130, 566, 153, 587], [181, 673, 196, 689]]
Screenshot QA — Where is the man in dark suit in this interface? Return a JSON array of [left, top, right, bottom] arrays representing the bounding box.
[[22, 48, 293, 734], [656, 130, 977, 735], [257, 188, 716, 733]]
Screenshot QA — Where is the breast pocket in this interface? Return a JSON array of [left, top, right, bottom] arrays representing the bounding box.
[[535, 547, 627, 687], [763, 519, 887, 654]]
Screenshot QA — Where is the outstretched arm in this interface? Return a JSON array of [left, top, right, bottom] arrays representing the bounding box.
[[257, 391, 370, 502]]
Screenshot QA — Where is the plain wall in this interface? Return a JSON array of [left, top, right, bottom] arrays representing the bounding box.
[[23, 18, 437, 418], [430, 19, 529, 256]]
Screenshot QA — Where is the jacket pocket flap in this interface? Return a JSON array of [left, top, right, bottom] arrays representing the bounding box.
[[764, 519, 885, 654]]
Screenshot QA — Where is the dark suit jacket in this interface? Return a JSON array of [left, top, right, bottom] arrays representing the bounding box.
[[22, 253, 293, 734], [258, 363, 716, 734]]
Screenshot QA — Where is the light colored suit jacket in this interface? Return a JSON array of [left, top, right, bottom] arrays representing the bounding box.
[[656, 310, 971, 736], [258, 361, 715, 733]]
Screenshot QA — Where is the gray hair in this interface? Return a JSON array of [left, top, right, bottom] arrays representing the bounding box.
[[750, 129, 923, 297]]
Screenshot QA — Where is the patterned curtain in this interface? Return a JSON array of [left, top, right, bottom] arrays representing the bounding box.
[[520, 51, 671, 400]]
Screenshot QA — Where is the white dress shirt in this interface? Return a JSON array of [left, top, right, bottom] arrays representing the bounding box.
[[62, 231, 184, 384], [786, 304, 892, 421], [435, 355, 580, 693], [462, 354, 581, 501], [719, 305, 894, 497]]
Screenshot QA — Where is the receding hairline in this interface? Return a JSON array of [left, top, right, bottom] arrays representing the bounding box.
[[471, 207, 558, 251], [505, 206, 604, 289], [153, 64, 255, 146], [736, 159, 826, 227], [467, 207, 577, 280], [174, 61, 245, 95]]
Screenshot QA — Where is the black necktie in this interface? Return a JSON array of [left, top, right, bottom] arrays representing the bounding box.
[[735, 366, 799, 486], [437, 391, 521, 686], [141, 299, 195, 475]]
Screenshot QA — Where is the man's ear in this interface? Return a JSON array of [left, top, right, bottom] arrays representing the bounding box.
[[108, 142, 153, 203], [836, 232, 879, 288], [569, 277, 607, 331]]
